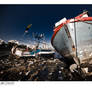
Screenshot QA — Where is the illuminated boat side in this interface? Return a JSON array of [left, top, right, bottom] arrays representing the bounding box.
[[51, 11, 92, 65]]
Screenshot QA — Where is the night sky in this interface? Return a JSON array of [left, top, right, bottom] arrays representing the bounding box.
[[0, 5, 92, 44]]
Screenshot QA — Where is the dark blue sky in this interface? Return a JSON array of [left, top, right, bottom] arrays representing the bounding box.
[[0, 5, 92, 43]]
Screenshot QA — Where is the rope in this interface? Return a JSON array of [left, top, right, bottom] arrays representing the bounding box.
[[70, 19, 92, 25], [74, 18, 81, 66], [74, 18, 77, 57]]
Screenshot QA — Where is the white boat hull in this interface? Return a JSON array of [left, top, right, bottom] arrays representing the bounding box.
[[52, 20, 92, 65]]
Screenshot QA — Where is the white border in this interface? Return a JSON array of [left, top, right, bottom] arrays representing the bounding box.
[[0, 0, 92, 4], [0, 0, 92, 92], [0, 82, 92, 92]]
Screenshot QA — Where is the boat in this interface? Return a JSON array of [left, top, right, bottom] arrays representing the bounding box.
[[12, 44, 55, 58], [0, 39, 11, 57], [51, 11, 92, 73], [0, 39, 19, 57], [11, 44, 35, 57]]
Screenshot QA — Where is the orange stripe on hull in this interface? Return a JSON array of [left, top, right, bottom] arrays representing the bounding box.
[[51, 17, 92, 46]]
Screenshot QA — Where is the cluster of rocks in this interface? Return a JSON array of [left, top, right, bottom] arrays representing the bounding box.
[[0, 54, 89, 81], [0, 54, 73, 81]]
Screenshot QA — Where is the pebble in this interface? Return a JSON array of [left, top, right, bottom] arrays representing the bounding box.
[[0, 55, 76, 81]]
